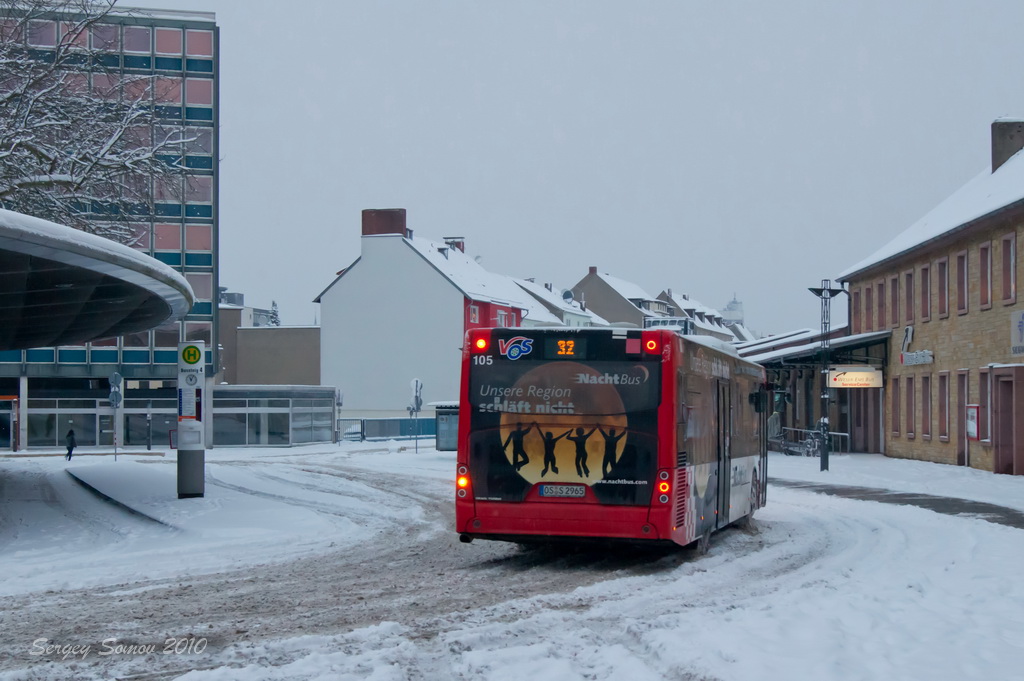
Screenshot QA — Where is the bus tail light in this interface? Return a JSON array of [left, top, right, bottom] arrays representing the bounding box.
[[468, 331, 489, 352], [641, 331, 662, 355], [657, 470, 670, 503], [457, 465, 470, 497]]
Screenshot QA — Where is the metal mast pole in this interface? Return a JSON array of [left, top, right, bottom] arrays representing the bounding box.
[[808, 279, 844, 471]]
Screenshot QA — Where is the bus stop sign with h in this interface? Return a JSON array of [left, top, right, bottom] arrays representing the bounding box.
[[177, 342, 205, 499]]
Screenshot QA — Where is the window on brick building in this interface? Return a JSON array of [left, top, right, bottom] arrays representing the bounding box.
[[877, 280, 886, 330], [937, 257, 949, 318], [980, 241, 992, 310], [956, 250, 968, 315], [851, 289, 861, 334], [891, 377, 901, 436], [921, 375, 931, 439], [905, 376, 915, 438], [920, 264, 931, 321], [938, 372, 949, 440], [865, 286, 873, 332], [890, 275, 899, 326], [904, 270, 915, 323], [1001, 233, 1016, 304]]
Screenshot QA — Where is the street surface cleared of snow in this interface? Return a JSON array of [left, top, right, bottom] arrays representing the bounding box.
[[1, 445, 1023, 680]]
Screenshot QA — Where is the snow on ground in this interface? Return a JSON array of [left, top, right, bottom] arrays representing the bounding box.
[[0, 442, 451, 596], [2, 445, 1024, 680]]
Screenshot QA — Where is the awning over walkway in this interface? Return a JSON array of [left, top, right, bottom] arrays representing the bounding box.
[[742, 329, 892, 367], [0, 209, 194, 351]]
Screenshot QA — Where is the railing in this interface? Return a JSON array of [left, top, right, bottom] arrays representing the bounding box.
[[769, 427, 850, 456], [337, 417, 436, 442]]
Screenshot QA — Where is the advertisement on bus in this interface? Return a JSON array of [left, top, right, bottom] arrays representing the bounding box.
[[467, 348, 661, 506]]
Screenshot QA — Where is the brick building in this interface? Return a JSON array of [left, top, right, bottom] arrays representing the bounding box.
[[838, 120, 1024, 474]]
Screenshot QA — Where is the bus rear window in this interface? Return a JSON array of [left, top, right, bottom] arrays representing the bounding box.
[[467, 359, 660, 505]]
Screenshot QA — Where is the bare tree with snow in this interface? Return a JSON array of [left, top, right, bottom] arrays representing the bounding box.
[[0, 0, 190, 242]]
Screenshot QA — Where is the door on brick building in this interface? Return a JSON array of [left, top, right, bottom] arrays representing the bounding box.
[[993, 368, 1023, 475], [850, 389, 880, 453]]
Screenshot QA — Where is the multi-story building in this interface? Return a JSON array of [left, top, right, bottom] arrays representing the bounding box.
[[0, 7, 219, 449], [839, 119, 1024, 475]]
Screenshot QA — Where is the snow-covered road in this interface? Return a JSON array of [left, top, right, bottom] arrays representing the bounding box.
[[2, 446, 1023, 680]]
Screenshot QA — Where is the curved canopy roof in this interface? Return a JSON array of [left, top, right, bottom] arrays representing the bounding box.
[[0, 209, 194, 351]]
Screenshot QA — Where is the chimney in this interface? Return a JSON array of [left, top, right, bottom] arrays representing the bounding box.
[[992, 119, 1024, 172], [443, 236, 465, 252], [544, 282, 552, 291], [589, 266, 597, 275], [362, 208, 409, 237]]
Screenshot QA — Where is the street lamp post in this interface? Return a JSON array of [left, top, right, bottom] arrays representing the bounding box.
[[808, 279, 845, 471]]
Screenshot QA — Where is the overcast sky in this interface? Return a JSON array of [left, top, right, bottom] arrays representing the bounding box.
[[131, 0, 1024, 335]]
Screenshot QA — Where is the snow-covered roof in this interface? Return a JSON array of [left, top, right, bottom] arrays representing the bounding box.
[[406, 236, 534, 309], [683, 333, 744, 359], [838, 147, 1024, 280], [736, 328, 817, 353], [728, 323, 758, 342], [121, 7, 216, 23], [743, 329, 890, 364], [513, 279, 582, 315], [513, 278, 607, 325], [595, 271, 658, 302], [515, 294, 562, 325], [661, 290, 727, 326]]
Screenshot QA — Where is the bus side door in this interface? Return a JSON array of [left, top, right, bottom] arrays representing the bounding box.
[[716, 379, 731, 528]]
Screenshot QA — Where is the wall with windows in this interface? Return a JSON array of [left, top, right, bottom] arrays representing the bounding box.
[[211, 386, 337, 446], [845, 213, 1023, 471]]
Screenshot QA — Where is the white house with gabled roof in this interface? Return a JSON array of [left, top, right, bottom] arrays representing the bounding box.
[[315, 209, 533, 417]]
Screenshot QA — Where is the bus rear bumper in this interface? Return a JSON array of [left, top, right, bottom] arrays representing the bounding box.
[[458, 501, 664, 542]]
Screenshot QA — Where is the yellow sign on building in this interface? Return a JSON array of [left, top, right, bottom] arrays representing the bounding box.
[[828, 366, 883, 389]]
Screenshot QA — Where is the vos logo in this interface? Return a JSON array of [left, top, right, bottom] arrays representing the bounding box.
[[498, 336, 533, 360]]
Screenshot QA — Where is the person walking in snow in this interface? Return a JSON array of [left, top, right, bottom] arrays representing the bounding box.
[[65, 429, 77, 461]]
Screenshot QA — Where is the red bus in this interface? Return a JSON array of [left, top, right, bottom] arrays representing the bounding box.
[[455, 327, 768, 549]]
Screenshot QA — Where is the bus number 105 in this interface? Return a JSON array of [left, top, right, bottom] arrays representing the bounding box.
[[473, 355, 493, 366]]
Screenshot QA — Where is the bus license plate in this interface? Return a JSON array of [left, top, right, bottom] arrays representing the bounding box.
[[539, 484, 586, 498]]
